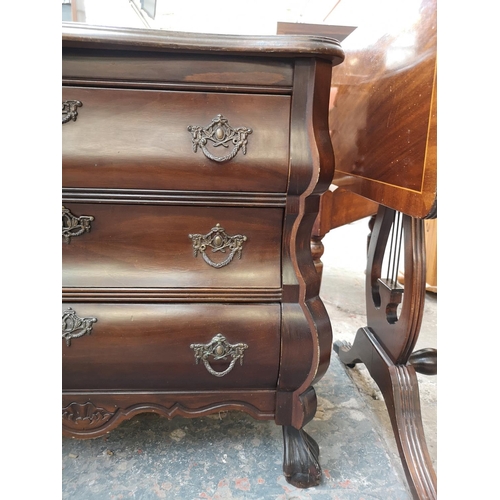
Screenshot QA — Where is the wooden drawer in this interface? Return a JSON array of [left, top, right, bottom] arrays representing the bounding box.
[[62, 87, 291, 192], [62, 204, 283, 289], [62, 49, 294, 88], [62, 303, 281, 391]]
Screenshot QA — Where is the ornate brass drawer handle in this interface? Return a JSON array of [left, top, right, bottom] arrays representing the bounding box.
[[187, 114, 252, 163], [62, 100, 82, 124], [62, 308, 97, 347], [62, 206, 94, 243], [190, 333, 248, 377], [189, 223, 247, 268]]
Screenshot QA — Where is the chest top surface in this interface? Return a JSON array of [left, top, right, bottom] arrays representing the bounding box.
[[62, 23, 344, 58]]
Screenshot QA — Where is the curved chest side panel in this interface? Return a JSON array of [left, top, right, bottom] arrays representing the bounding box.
[[277, 59, 334, 428]]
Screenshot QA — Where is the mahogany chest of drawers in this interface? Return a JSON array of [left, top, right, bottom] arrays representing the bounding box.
[[62, 23, 344, 488]]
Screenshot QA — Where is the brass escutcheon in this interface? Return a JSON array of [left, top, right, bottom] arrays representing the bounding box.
[[62, 100, 82, 124], [187, 114, 252, 162], [189, 223, 247, 268], [190, 333, 248, 377], [62, 206, 94, 243], [62, 308, 97, 347]]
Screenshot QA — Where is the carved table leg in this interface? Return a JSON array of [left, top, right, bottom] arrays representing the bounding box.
[[334, 328, 437, 499], [334, 206, 437, 500], [409, 348, 437, 376], [282, 425, 321, 488], [311, 234, 325, 279], [277, 385, 323, 488]]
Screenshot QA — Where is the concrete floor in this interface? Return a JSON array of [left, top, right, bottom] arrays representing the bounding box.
[[62, 217, 437, 499]]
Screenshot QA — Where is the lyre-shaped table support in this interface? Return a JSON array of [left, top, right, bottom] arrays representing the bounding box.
[[333, 205, 437, 500]]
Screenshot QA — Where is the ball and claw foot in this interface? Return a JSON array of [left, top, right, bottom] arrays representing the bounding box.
[[282, 425, 322, 488]]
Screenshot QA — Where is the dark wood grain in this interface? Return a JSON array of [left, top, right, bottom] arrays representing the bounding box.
[[278, 59, 333, 433], [62, 87, 291, 192], [62, 188, 286, 207], [63, 48, 294, 90], [62, 303, 280, 391], [62, 204, 283, 289], [327, 0, 437, 217], [62, 287, 282, 303], [314, 188, 378, 234], [334, 205, 436, 499], [280, 13, 437, 496], [62, 22, 345, 61], [334, 329, 437, 500], [62, 24, 344, 488], [62, 390, 276, 438]]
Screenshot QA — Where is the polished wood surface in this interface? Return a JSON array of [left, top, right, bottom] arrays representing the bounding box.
[[327, 0, 437, 218], [63, 49, 294, 88], [335, 205, 437, 499], [279, 4, 437, 496], [315, 188, 378, 233], [62, 87, 291, 192], [62, 22, 346, 60], [62, 204, 283, 288], [62, 303, 281, 390], [311, 187, 378, 276], [399, 219, 438, 293], [63, 390, 277, 438], [62, 24, 344, 488]]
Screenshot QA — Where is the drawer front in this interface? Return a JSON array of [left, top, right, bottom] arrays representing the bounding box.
[[62, 87, 291, 192], [62, 49, 294, 87], [62, 204, 283, 288], [62, 303, 281, 391]]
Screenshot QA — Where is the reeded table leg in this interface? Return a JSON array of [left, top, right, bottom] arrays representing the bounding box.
[[333, 206, 437, 500], [334, 329, 437, 500]]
